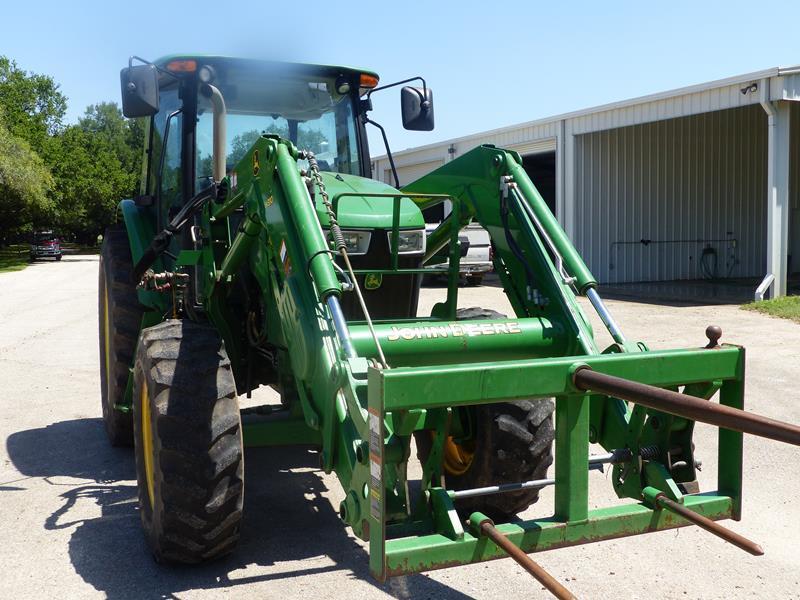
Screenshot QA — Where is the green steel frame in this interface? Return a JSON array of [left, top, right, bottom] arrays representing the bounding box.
[[118, 61, 762, 582], [367, 346, 744, 578]]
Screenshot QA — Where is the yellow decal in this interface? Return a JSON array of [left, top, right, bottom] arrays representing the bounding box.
[[387, 322, 522, 341], [252, 149, 260, 176], [364, 273, 382, 290], [265, 195, 274, 207]]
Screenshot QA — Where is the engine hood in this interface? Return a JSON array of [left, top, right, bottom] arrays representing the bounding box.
[[315, 173, 424, 230]]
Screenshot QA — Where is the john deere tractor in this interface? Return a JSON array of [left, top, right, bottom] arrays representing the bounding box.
[[99, 54, 800, 595]]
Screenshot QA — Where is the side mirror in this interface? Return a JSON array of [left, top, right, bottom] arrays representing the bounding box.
[[120, 64, 159, 118], [401, 86, 434, 131]]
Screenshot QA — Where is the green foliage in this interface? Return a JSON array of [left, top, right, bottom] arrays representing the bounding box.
[[227, 126, 330, 169], [0, 106, 53, 240], [49, 104, 142, 242], [0, 55, 143, 244], [0, 56, 66, 154], [229, 129, 263, 166], [0, 244, 30, 272], [742, 295, 800, 324]]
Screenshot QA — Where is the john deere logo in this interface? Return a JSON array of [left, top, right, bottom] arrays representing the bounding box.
[[252, 149, 260, 176], [364, 273, 382, 290]]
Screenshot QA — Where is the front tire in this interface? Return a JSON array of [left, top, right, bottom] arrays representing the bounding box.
[[416, 307, 555, 520], [133, 319, 244, 564], [99, 223, 143, 446]]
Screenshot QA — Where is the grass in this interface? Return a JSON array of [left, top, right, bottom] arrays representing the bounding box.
[[742, 295, 800, 324], [0, 245, 30, 273]]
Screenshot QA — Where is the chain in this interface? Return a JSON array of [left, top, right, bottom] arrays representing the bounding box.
[[304, 152, 347, 252], [302, 150, 389, 369]]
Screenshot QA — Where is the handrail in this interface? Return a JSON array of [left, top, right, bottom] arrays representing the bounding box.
[[331, 191, 456, 273], [754, 272, 774, 301]]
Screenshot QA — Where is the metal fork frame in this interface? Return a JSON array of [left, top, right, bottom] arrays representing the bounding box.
[[367, 344, 744, 580]]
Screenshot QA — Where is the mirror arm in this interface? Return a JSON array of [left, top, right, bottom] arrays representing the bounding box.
[[128, 55, 180, 82], [363, 115, 400, 189], [367, 76, 428, 102]]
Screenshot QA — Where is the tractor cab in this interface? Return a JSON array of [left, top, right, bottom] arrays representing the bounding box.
[[122, 55, 432, 318]]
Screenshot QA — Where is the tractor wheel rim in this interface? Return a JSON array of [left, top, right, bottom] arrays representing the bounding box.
[[442, 436, 475, 475], [140, 384, 156, 507]]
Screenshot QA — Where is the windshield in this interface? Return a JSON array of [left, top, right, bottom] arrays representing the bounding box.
[[195, 66, 361, 179]]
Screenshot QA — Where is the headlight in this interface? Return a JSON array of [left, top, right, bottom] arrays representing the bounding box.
[[336, 230, 371, 255], [387, 229, 426, 254]]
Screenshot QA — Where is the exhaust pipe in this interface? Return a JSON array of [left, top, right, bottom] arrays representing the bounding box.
[[200, 83, 227, 182]]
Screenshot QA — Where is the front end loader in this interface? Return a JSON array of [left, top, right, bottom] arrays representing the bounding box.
[[99, 55, 800, 595]]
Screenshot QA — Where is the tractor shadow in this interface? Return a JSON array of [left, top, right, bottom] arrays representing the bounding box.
[[6, 418, 470, 600]]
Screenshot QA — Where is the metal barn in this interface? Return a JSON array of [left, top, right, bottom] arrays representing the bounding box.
[[372, 67, 800, 299]]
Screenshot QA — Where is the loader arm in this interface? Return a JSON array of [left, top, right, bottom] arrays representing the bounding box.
[[402, 145, 637, 465], [198, 138, 799, 587]]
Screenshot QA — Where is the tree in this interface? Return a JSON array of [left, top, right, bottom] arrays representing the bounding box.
[[225, 125, 330, 169], [0, 56, 66, 154], [0, 107, 53, 242], [48, 103, 142, 243]]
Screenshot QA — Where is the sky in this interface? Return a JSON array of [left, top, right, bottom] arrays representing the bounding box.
[[4, 1, 800, 155]]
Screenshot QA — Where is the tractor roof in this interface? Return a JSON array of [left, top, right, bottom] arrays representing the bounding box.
[[153, 54, 379, 82]]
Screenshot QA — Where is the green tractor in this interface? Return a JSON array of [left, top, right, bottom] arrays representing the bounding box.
[[100, 54, 800, 593]]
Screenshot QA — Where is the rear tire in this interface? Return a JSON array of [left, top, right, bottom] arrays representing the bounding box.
[[99, 223, 144, 446], [133, 319, 244, 564], [55, 255, 62, 261], [416, 307, 555, 520], [466, 274, 484, 286]]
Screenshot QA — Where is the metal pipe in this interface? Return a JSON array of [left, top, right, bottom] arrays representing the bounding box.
[[476, 517, 576, 600], [754, 272, 775, 301], [585, 288, 627, 344], [339, 250, 389, 368], [453, 477, 555, 500], [758, 77, 781, 298], [203, 84, 227, 182], [654, 492, 764, 556], [452, 452, 627, 500], [507, 156, 597, 294], [512, 185, 574, 286], [573, 367, 800, 447], [326, 296, 356, 359]]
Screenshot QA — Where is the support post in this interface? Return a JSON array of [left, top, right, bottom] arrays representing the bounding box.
[[554, 394, 589, 522], [762, 83, 791, 298], [718, 377, 745, 519], [563, 121, 577, 242]]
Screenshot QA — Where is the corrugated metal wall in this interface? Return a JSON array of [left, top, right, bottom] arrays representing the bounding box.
[[574, 104, 768, 283], [790, 102, 800, 274]]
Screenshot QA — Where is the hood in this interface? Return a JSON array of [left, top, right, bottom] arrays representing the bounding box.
[[315, 173, 424, 230]]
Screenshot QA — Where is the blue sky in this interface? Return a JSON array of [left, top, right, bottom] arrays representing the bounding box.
[[4, 1, 800, 154]]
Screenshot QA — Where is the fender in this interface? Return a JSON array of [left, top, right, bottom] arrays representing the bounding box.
[[117, 198, 162, 310]]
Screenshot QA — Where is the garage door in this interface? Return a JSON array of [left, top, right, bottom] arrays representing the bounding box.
[[385, 159, 445, 187]]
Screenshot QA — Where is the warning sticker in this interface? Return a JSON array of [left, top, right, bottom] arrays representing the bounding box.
[[368, 407, 382, 520], [279, 240, 291, 276]]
